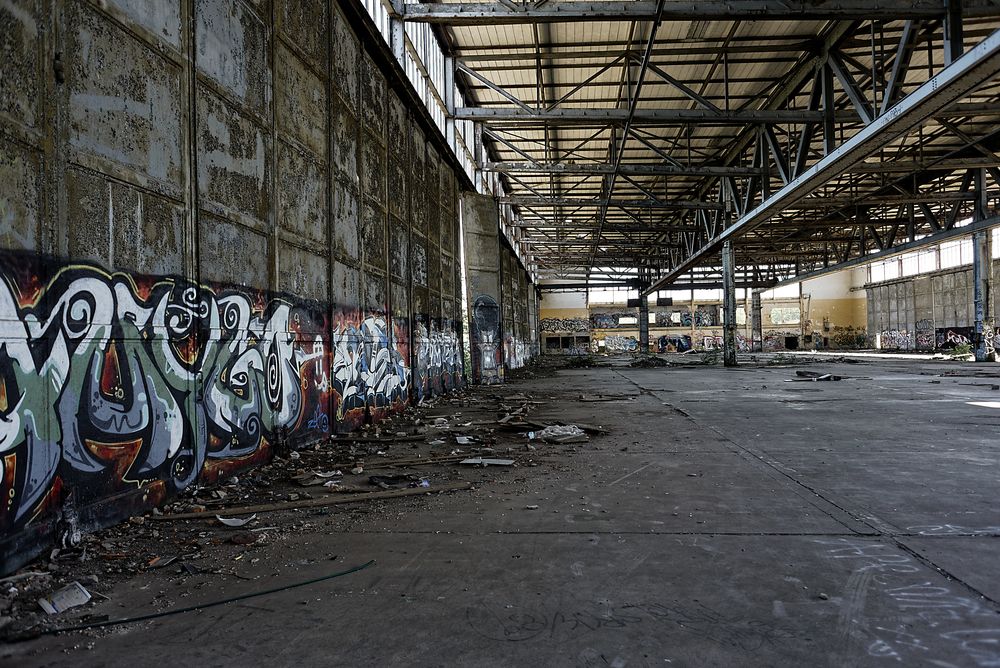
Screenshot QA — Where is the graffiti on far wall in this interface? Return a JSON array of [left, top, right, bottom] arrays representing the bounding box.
[[540, 317, 589, 333], [936, 327, 974, 350]]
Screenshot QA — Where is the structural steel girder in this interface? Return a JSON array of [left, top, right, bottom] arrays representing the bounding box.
[[404, 1, 1000, 24], [499, 196, 723, 210], [643, 28, 1000, 296], [456, 107, 835, 124]]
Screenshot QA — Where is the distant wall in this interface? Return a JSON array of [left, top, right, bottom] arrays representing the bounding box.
[[867, 263, 1000, 351], [0, 0, 467, 573]]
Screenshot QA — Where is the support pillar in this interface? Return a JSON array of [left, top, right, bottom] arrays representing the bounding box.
[[389, 1, 406, 68], [722, 240, 738, 367], [751, 290, 763, 352], [944, 0, 964, 66], [973, 168, 990, 362], [638, 296, 650, 354]]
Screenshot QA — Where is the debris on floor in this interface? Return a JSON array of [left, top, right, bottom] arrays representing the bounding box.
[[37, 581, 92, 615], [460, 457, 516, 466], [531, 424, 589, 444], [216, 514, 257, 528]]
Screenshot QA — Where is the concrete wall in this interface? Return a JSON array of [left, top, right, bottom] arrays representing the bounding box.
[[867, 262, 1000, 351], [461, 193, 536, 380], [0, 0, 466, 574]]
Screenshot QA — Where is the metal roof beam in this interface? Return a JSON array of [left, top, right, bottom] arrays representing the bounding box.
[[500, 196, 722, 210], [456, 107, 833, 124], [484, 161, 760, 177], [643, 27, 1000, 295], [403, 1, 1000, 24]]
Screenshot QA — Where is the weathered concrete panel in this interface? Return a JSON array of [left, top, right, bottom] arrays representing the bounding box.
[[426, 146, 440, 245], [427, 243, 441, 293], [390, 217, 409, 280], [0, 0, 40, 131], [442, 254, 454, 295], [197, 87, 269, 225], [278, 242, 328, 302], [333, 179, 359, 261], [387, 93, 406, 219], [68, 1, 183, 190], [198, 213, 268, 288], [276, 0, 328, 72], [106, 0, 182, 48], [365, 271, 387, 312], [331, 7, 359, 109], [196, 0, 269, 114], [0, 137, 41, 251], [361, 130, 385, 205], [275, 44, 326, 157], [277, 141, 327, 246], [412, 239, 427, 287], [359, 54, 384, 136], [332, 260, 360, 306], [361, 200, 386, 272], [441, 210, 454, 258], [410, 128, 426, 237], [331, 101, 358, 181]]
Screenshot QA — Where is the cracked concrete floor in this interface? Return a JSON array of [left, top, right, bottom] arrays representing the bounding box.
[[6, 356, 1000, 667]]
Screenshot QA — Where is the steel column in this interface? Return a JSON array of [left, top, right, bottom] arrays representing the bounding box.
[[723, 240, 738, 367], [751, 290, 763, 352]]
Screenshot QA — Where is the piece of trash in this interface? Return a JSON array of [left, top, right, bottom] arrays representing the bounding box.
[[818, 592, 829, 600], [292, 470, 343, 486], [323, 480, 342, 489], [38, 581, 92, 615], [148, 555, 178, 569], [369, 474, 418, 489], [428, 439, 446, 446], [418, 479, 430, 488], [536, 424, 588, 443], [217, 514, 257, 527], [460, 457, 515, 466], [455, 436, 474, 445], [289, 451, 301, 460], [433, 417, 448, 427], [525, 505, 539, 510], [181, 563, 201, 576], [350, 466, 364, 475]]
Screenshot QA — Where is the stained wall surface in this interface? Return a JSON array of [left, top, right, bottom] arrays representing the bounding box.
[[867, 262, 1000, 351], [0, 0, 467, 573]]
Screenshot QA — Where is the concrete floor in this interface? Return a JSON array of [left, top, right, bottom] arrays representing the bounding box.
[[7, 356, 1000, 667]]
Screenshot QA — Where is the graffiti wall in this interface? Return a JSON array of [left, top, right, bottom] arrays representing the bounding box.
[[470, 295, 503, 383], [413, 315, 463, 399], [0, 252, 439, 571], [540, 317, 589, 333], [936, 327, 974, 350]]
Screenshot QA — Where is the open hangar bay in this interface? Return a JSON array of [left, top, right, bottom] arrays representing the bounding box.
[[3, 0, 1000, 666]]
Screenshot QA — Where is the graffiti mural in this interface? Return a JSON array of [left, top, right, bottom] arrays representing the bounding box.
[[413, 316, 463, 401], [598, 335, 638, 353], [0, 250, 473, 575], [590, 312, 634, 330], [878, 329, 913, 350], [831, 326, 868, 349], [470, 295, 502, 384], [914, 319, 934, 350], [540, 317, 588, 333], [0, 256, 333, 542], [936, 327, 974, 350], [680, 309, 716, 327], [504, 335, 528, 370], [657, 334, 691, 352]]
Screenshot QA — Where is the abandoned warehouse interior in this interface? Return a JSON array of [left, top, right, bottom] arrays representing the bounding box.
[[4, 0, 1000, 665]]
